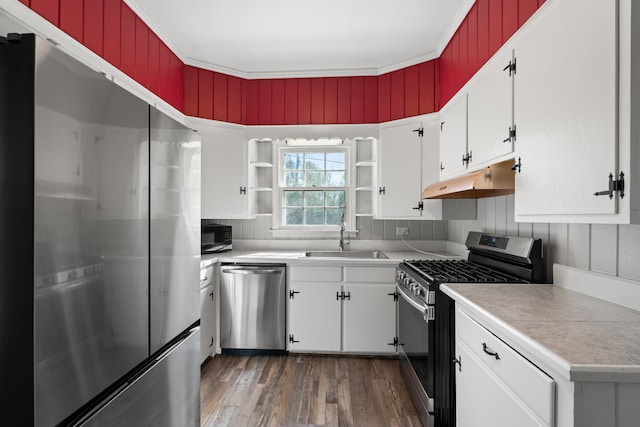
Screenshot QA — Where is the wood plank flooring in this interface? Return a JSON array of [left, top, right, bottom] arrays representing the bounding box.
[[200, 354, 421, 427]]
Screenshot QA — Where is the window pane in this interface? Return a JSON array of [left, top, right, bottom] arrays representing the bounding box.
[[326, 171, 345, 187], [326, 208, 344, 225], [305, 171, 325, 187], [305, 208, 324, 225], [305, 153, 324, 171], [284, 172, 304, 187], [284, 153, 304, 170], [326, 152, 345, 170], [304, 191, 324, 207], [326, 191, 345, 207], [284, 191, 303, 206], [283, 208, 303, 225]]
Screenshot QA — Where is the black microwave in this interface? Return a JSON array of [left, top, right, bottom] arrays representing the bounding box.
[[201, 223, 232, 253]]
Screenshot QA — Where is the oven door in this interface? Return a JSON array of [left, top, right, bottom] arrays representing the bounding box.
[[397, 283, 435, 427]]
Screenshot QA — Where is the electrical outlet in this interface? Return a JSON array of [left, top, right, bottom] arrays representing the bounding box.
[[396, 227, 409, 238]]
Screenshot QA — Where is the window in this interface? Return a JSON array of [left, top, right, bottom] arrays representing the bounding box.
[[273, 143, 352, 235]]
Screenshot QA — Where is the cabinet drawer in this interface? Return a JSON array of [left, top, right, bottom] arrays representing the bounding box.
[[200, 265, 214, 288], [457, 309, 555, 426], [344, 267, 395, 283], [289, 266, 342, 282]]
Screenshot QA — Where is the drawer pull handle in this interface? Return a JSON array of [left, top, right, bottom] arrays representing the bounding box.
[[482, 342, 500, 360]]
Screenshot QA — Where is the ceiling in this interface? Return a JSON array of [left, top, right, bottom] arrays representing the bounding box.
[[126, 0, 472, 78]]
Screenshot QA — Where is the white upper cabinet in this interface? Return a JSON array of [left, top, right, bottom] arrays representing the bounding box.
[[439, 93, 468, 179], [513, 0, 619, 220], [467, 49, 515, 169], [189, 119, 249, 219], [378, 116, 476, 220], [378, 120, 423, 218]]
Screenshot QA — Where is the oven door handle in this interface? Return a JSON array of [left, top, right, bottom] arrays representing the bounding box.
[[397, 284, 428, 313]]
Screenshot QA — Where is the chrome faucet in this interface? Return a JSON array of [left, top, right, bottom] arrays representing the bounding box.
[[339, 212, 350, 251]]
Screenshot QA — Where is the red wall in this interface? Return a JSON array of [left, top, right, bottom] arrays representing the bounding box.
[[24, 0, 184, 111], [21, 0, 544, 123], [440, 0, 545, 107]]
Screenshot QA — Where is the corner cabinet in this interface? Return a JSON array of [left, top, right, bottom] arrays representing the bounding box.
[[188, 118, 274, 219], [378, 115, 476, 220], [287, 265, 397, 354]]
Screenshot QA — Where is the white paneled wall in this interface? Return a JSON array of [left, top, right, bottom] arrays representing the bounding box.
[[207, 217, 447, 242], [448, 195, 640, 283]]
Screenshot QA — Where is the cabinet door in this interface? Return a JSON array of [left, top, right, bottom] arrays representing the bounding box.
[[467, 49, 514, 168], [439, 93, 468, 179], [456, 343, 547, 427], [198, 123, 248, 218], [343, 283, 396, 354], [200, 285, 215, 364], [378, 121, 422, 218], [288, 282, 341, 352], [514, 0, 617, 217]]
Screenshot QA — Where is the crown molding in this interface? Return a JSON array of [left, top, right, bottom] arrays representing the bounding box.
[[436, 0, 476, 55]]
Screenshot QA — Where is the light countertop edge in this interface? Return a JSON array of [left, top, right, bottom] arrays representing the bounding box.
[[441, 283, 640, 384]]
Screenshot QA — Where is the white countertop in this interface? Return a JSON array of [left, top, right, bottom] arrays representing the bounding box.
[[442, 282, 640, 383]]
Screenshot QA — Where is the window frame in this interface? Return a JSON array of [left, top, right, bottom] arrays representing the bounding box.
[[271, 141, 355, 237]]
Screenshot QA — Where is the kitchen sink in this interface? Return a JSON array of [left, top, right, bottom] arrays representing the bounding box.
[[304, 250, 388, 259]]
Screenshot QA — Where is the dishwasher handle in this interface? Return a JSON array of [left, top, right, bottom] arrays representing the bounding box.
[[221, 267, 283, 275]]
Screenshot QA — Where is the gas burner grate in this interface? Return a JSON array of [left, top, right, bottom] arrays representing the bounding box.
[[404, 259, 524, 284]]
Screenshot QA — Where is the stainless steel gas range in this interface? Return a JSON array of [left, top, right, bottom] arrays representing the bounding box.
[[396, 232, 544, 427]]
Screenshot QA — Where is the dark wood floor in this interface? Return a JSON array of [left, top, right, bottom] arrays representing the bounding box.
[[200, 354, 421, 427]]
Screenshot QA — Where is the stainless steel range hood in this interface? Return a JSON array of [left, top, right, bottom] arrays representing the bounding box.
[[421, 159, 515, 199]]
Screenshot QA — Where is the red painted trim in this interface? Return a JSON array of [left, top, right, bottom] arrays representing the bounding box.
[[83, 0, 103, 56], [337, 78, 351, 124], [60, 0, 83, 42], [404, 65, 419, 118], [184, 66, 199, 117], [350, 77, 364, 124], [519, 0, 538, 26], [134, 17, 148, 87], [477, 0, 490, 66], [284, 79, 298, 125], [467, 4, 479, 78], [198, 69, 213, 120], [120, 4, 136, 79], [213, 72, 229, 122], [103, 0, 120, 67], [433, 58, 440, 112], [488, 0, 503, 57], [459, 19, 469, 84], [147, 31, 160, 94], [363, 76, 377, 124], [245, 80, 260, 125], [324, 77, 338, 124], [228, 75, 243, 124], [271, 79, 285, 125], [31, 0, 59, 26], [503, 0, 518, 42], [418, 61, 435, 114], [258, 80, 272, 124], [390, 69, 404, 120], [310, 78, 324, 124], [297, 78, 311, 125], [19, 0, 30, 6], [378, 73, 390, 123]]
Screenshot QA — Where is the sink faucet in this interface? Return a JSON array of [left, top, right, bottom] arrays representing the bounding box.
[[339, 212, 350, 251]]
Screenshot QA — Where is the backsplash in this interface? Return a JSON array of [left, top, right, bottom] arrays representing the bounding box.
[[447, 195, 640, 284], [207, 217, 447, 241]]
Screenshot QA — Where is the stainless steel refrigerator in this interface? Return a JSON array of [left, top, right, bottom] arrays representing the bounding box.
[[0, 33, 201, 426]]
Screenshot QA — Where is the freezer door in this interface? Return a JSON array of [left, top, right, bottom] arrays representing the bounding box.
[[149, 107, 201, 353], [79, 328, 201, 427], [31, 36, 150, 426]]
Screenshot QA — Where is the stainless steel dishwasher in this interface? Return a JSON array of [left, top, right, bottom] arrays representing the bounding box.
[[219, 263, 286, 354]]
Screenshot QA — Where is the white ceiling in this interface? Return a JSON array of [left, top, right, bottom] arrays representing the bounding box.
[[126, 0, 472, 78]]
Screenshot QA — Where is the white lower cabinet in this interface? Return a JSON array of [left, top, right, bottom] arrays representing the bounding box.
[[200, 265, 216, 364], [288, 265, 396, 354], [455, 309, 555, 427]]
